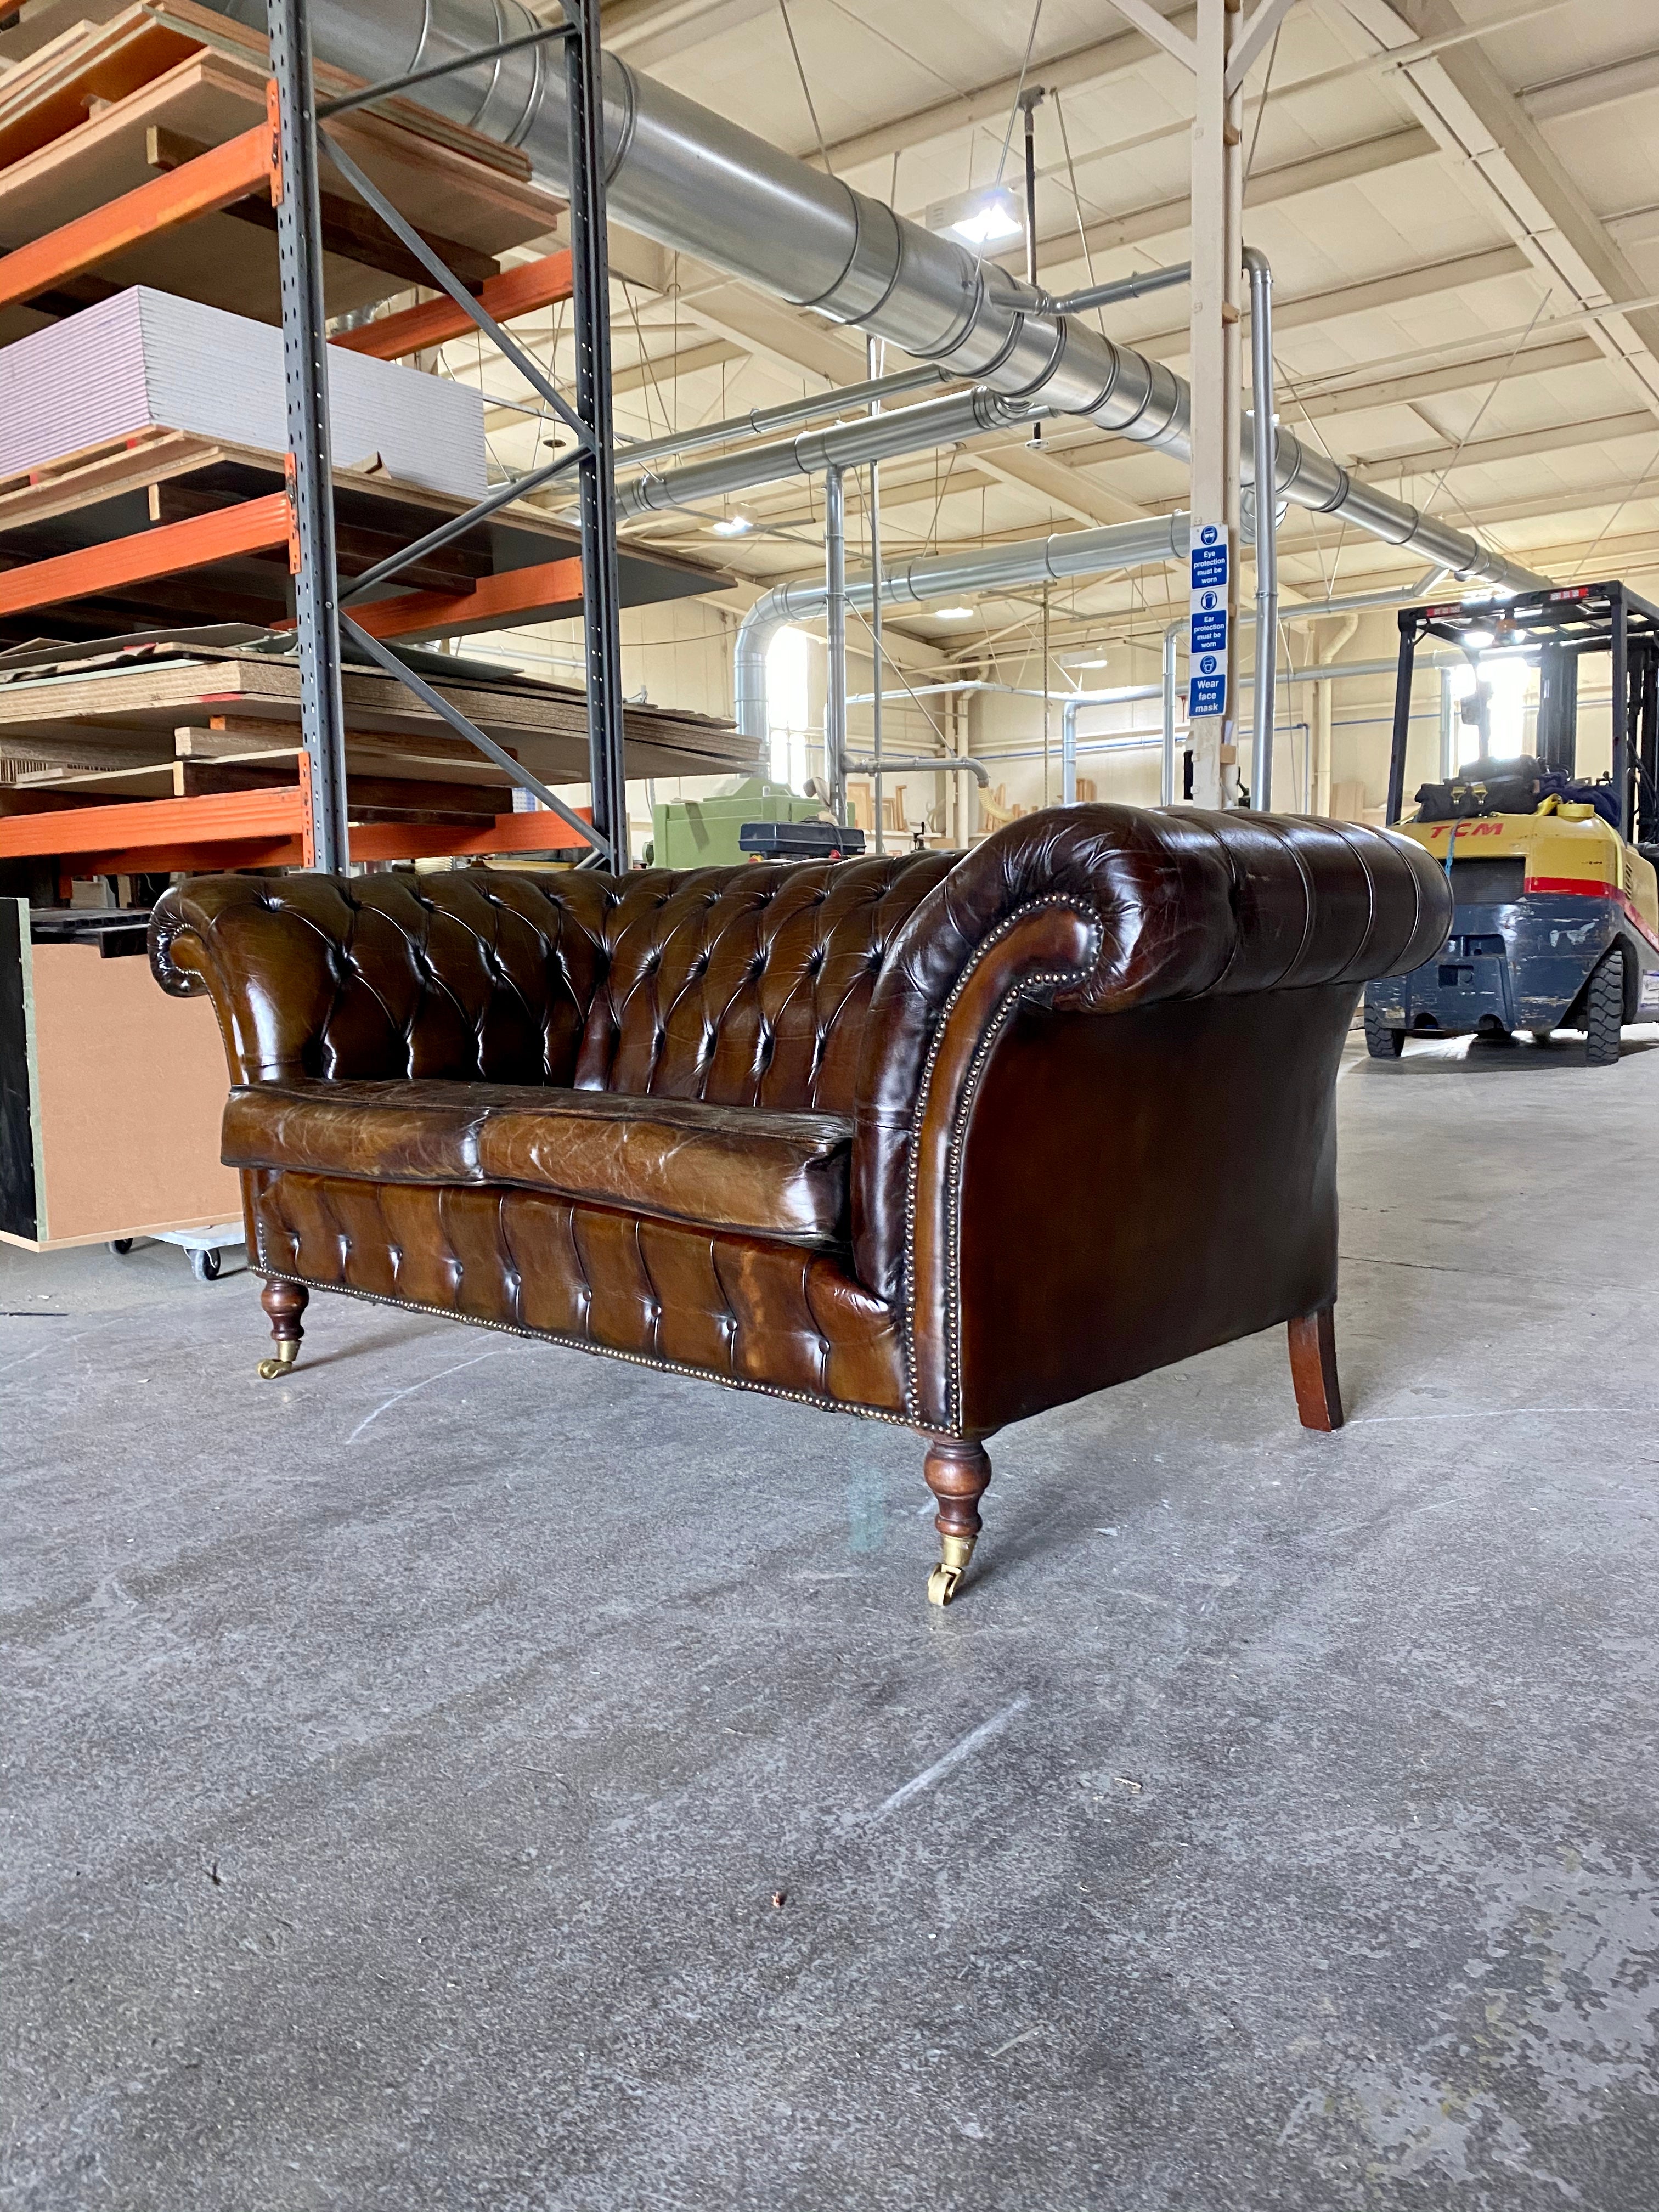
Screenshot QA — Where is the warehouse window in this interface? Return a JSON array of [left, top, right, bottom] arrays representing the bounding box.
[[1452, 657, 1533, 763], [768, 627, 814, 792]]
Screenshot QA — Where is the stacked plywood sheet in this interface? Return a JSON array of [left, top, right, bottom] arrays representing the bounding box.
[[0, 630, 759, 788], [0, 289, 487, 499]]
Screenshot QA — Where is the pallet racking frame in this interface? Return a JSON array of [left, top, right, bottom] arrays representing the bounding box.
[[0, 0, 630, 880]]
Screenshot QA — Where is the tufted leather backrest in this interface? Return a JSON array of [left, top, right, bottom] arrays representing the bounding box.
[[570, 854, 954, 1107], [150, 854, 955, 1113]]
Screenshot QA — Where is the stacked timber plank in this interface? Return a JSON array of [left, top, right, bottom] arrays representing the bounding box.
[[0, 629, 757, 787]]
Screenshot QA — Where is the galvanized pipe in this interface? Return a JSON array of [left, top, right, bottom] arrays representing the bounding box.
[[1244, 247, 1278, 811], [823, 465, 847, 827], [866, 336, 887, 854], [734, 514, 1191, 747], [1060, 692, 1120, 804], [1053, 263, 1190, 314], [843, 749, 990, 788], [201, 0, 1543, 593], [616, 364, 945, 469], [617, 387, 1040, 522], [1161, 622, 1180, 805]]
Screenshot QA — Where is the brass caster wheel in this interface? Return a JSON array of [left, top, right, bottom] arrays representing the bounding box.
[[926, 1532, 975, 1608], [257, 1342, 299, 1381]]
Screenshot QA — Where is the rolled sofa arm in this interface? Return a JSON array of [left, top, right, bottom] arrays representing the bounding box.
[[150, 871, 612, 1086], [850, 805, 1452, 1304]]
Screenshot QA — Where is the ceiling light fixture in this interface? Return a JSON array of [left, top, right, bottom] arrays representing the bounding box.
[[1462, 627, 1494, 650], [934, 605, 975, 620], [710, 513, 753, 537], [924, 184, 1024, 250]]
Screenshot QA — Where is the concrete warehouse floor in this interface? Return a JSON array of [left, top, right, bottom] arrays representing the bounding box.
[[4, 1031, 1657, 2212]]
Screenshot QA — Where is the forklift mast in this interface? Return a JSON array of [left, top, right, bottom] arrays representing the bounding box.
[[1384, 580, 1659, 845]]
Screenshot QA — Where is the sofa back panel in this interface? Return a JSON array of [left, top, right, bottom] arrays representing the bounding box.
[[572, 853, 956, 1112], [149, 854, 956, 1105], [148, 872, 619, 1085]]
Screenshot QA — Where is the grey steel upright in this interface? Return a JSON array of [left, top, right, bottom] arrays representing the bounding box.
[[564, 0, 629, 868], [267, 0, 349, 871]]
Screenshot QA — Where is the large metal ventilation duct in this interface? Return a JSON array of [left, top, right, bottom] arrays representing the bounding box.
[[734, 513, 1192, 744], [205, 0, 1542, 593]]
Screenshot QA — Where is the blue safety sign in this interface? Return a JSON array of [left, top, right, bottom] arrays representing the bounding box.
[[1190, 544, 1229, 590], [1190, 671, 1228, 718], [1188, 521, 1231, 724]]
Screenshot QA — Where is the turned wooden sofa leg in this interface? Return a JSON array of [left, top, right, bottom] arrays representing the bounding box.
[[1288, 1304, 1344, 1431], [258, 1279, 308, 1381], [922, 1439, 993, 1607]]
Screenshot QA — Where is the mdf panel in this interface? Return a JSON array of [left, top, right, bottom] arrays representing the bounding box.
[[22, 939, 240, 1245]]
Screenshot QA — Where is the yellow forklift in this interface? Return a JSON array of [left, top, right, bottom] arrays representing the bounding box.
[[1365, 581, 1659, 1063]]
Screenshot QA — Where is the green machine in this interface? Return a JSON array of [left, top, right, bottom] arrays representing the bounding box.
[[646, 778, 828, 870]]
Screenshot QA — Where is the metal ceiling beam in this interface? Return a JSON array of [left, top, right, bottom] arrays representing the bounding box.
[[1341, 0, 1659, 422], [1035, 125, 1438, 270], [1351, 409, 1658, 482], [816, 8, 1199, 177], [599, 0, 774, 68], [1520, 44, 1659, 123]]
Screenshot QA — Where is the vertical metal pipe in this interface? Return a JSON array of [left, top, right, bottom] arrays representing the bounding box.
[[866, 337, 885, 855], [1386, 620, 1418, 826], [566, 0, 629, 868], [1439, 665, 1455, 779], [825, 465, 847, 828], [1021, 86, 1044, 447], [1244, 246, 1277, 814], [267, 0, 348, 871], [1062, 697, 1078, 804], [1161, 621, 1180, 806]]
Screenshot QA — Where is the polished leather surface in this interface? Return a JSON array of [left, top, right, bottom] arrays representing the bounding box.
[[154, 806, 1452, 1438], [151, 855, 952, 1099], [933, 984, 1353, 1435], [245, 1169, 906, 1417], [854, 806, 1452, 1303], [225, 1077, 854, 1248]]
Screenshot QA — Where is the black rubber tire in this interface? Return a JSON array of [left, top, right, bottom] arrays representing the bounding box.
[[1585, 952, 1625, 1066], [109, 1238, 133, 1255], [1364, 1005, 1406, 1059], [190, 1246, 221, 1282]]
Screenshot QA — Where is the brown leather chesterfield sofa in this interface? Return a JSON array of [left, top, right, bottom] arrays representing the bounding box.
[[151, 806, 1449, 1604]]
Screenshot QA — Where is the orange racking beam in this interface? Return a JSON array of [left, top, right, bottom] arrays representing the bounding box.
[[0, 492, 293, 622], [351, 555, 585, 641], [14, 796, 592, 872], [0, 785, 304, 860], [0, 121, 276, 313], [351, 809, 591, 861], [60, 842, 302, 887], [330, 249, 574, 360]]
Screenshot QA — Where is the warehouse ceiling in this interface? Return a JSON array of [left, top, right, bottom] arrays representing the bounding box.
[[445, 0, 1659, 661]]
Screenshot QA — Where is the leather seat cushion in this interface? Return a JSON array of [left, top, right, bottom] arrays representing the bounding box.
[[223, 1079, 854, 1249]]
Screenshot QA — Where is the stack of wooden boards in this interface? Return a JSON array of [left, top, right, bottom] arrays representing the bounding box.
[[0, 628, 759, 890], [0, 628, 754, 788]]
